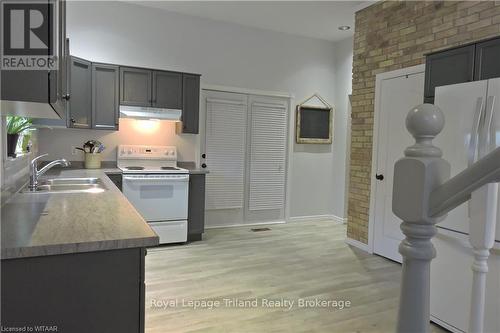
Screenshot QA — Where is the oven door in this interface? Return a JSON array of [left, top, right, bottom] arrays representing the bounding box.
[[122, 174, 189, 221]]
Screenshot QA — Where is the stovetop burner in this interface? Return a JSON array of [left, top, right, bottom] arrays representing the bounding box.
[[126, 166, 145, 170], [161, 166, 178, 170]]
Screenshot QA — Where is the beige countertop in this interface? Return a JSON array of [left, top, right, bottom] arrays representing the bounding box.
[[178, 161, 209, 174], [1, 168, 159, 260]]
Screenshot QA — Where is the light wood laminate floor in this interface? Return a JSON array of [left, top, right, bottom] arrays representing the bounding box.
[[145, 220, 447, 333]]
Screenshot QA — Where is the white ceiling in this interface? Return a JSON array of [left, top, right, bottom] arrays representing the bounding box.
[[133, 1, 374, 42]]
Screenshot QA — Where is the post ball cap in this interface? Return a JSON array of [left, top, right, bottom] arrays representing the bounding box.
[[406, 104, 445, 138]]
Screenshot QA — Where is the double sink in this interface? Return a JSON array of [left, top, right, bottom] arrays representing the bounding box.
[[23, 178, 107, 194]]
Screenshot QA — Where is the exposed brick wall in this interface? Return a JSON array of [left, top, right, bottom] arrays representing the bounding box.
[[348, 0, 500, 244]]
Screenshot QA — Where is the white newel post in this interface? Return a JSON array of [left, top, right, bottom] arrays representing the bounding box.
[[392, 104, 450, 333], [468, 183, 498, 333]]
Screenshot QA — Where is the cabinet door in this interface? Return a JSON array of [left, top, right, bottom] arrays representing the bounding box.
[[49, 0, 68, 117], [152, 71, 182, 109], [475, 38, 500, 80], [92, 63, 119, 130], [68, 57, 92, 128], [424, 45, 475, 101], [120, 67, 152, 106], [188, 174, 206, 240], [182, 74, 201, 134]]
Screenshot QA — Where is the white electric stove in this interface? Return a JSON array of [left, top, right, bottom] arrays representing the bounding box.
[[118, 145, 189, 244]]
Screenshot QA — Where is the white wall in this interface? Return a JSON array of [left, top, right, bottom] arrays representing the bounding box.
[[38, 1, 352, 219], [333, 37, 353, 219], [38, 119, 196, 162]]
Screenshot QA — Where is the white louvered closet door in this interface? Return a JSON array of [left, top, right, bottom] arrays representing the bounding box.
[[205, 92, 248, 210], [248, 98, 288, 211]]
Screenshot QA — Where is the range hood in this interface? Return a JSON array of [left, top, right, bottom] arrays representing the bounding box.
[[119, 105, 182, 121]]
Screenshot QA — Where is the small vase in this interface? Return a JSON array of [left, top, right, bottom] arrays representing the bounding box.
[[6, 133, 20, 158], [85, 153, 102, 169]]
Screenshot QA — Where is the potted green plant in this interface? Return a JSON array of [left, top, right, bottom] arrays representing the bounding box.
[[6, 116, 33, 157]]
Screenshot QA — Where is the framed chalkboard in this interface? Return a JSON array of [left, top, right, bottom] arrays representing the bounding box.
[[296, 104, 333, 144]]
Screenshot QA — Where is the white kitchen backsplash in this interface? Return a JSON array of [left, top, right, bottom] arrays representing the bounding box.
[[37, 118, 198, 163]]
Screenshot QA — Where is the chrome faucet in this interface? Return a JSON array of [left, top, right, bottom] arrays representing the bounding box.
[[29, 154, 71, 191]]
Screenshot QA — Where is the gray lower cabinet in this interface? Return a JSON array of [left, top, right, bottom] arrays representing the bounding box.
[[424, 44, 475, 103], [188, 173, 206, 241], [153, 71, 183, 109], [475, 38, 500, 81], [68, 57, 92, 129], [92, 63, 120, 130], [182, 74, 201, 134], [1, 248, 146, 333], [106, 172, 123, 191], [120, 67, 152, 106]]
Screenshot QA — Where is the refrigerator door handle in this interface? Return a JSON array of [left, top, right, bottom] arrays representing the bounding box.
[[468, 97, 485, 167], [482, 96, 496, 155]]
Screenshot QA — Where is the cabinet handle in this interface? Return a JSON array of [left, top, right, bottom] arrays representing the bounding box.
[[63, 94, 70, 100], [70, 118, 89, 128]]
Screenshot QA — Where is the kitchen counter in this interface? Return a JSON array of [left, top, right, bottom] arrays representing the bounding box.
[[178, 161, 209, 174], [1, 168, 159, 260]]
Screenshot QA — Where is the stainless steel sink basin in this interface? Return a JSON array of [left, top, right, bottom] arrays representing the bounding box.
[[23, 178, 107, 194], [40, 178, 102, 186]]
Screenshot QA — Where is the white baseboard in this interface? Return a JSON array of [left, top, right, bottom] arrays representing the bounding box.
[[205, 220, 286, 230], [332, 215, 348, 224], [345, 237, 371, 253], [205, 214, 347, 230], [430, 315, 461, 333], [288, 214, 346, 224]]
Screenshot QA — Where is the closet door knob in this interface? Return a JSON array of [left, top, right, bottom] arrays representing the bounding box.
[[375, 174, 384, 181]]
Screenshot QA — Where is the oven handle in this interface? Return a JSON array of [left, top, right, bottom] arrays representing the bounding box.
[[123, 175, 189, 182]]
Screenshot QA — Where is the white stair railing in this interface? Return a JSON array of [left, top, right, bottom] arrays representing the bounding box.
[[468, 184, 497, 333], [392, 104, 500, 333]]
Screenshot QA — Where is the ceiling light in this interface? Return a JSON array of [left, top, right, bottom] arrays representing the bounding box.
[[338, 26, 351, 31]]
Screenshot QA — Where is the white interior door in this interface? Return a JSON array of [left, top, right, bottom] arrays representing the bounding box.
[[203, 90, 289, 227], [372, 68, 425, 262], [204, 91, 248, 227], [246, 96, 288, 222]]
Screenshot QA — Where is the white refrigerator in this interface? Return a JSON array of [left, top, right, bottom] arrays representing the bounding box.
[[430, 78, 500, 333]]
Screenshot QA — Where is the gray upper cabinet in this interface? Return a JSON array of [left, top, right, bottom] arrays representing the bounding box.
[[182, 74, 201, 134], [153, 71, 183, 109], [425, 36, 500, 103], [1, 0, 67, 119], [68, 57, 92, 129], [424, 45, 475, 103], [475, 38, 500, 81], [92, 63, 120, 130], [50, 0, 69, 116], [120, 67, 152, 106]]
